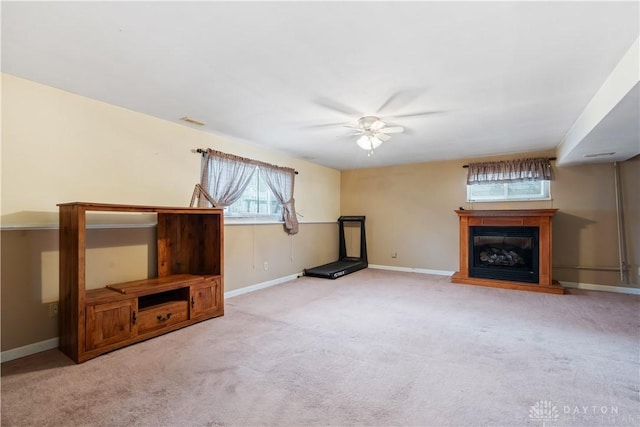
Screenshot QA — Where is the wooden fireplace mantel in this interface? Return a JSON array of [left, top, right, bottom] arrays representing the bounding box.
[[451, 209, 564, 294]]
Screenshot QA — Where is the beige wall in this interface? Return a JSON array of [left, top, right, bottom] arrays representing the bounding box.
[[341, 152, 639, 289], [1, 73, 340, 225], [1, 74, 341, 352]]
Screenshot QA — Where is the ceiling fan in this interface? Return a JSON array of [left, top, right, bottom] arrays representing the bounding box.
[[347, 116, 404, 156], [310, 90, 441, 156]]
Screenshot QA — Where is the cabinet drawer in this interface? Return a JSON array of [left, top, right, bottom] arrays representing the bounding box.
[[137, 300, 188, 334]]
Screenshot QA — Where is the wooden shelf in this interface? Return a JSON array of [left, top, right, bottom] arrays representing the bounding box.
[[106, 274, 208, 295], [58, 202, 225, 363]]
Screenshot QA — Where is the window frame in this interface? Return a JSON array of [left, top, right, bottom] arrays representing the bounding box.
[[223, 166, 283, 221], [466, 180, 551, 203]]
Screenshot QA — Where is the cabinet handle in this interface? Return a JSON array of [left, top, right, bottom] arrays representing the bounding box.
[[191, 296, 195, 309], [132, 311, 137, 325], [157, 313, 172, 322]]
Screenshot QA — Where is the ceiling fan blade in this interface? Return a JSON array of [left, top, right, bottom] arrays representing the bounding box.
[[376, 88, 427, 114], [304, 121, 350, 128], [386, 111, 443, 119], [314, 97, 361, 116], [375, 133, 391, 142], [370, 119, 386, 131], [380, 126, 404, 134]]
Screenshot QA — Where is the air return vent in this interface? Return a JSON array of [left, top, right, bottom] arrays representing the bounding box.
[[180, 117, 205, 126], [584, 152, 615, 158]]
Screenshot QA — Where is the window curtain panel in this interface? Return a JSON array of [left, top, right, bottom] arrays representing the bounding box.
[[199, 149, 257, 208], [260, 165, 299, 235], [466, 157, 553, 184]]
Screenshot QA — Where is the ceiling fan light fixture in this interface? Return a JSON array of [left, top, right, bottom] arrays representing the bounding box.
[[357, 135, 384, 150], [351, 114, 407, 155], [356, 135, 369, 149]]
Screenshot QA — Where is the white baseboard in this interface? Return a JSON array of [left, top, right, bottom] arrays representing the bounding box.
[[560, 281, 640, 295], [369, 265, 640, 295], [1, 337, 59, 363], [368, 264, 455, 276], [1, 274, 302, 363], [224, 273, 301, 299]]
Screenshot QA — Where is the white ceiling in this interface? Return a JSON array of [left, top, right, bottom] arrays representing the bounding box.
[[2, 1, 638, 170]]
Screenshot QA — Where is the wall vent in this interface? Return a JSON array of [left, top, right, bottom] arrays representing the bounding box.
[[180, 117, 205, 126], [584, 152, 615, 158]]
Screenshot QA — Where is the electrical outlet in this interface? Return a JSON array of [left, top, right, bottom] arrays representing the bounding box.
[[391, 250, 398, 259], [49, 302, 59, 318], [263, 261, 269, 271]]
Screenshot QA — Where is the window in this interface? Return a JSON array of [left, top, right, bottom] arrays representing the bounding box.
[[465, 157, 553, 202], [225, 167, 282, 218], [197, 148, 299, 234], [198, 148, 298, 235], [467, 180, 551, 202]]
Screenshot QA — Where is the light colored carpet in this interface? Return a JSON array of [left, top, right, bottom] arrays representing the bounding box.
[[2, 269, 639, 426]]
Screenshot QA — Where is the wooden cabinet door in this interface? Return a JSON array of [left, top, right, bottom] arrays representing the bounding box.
[[190, 278, 222, 318], [86, 299, 138, 350]]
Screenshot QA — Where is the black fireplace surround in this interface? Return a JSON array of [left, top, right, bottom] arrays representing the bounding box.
[[469, 226, 539, 283]]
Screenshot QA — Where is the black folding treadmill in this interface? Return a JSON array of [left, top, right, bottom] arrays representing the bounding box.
[[304, 216, 367, 279]]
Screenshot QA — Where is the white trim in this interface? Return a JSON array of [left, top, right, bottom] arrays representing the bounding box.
[[1, 224, 58, 231], [224, 219, 284, 226], [1, 337, 59, 363], [370, 266, 640, 295], [560, 281, 640, 295], [1, 223, 157, 231], [225, 221, 336, 226], [1, 221, 335, 231], [368, 264, 455, 276], [224, 273, 301, 299]]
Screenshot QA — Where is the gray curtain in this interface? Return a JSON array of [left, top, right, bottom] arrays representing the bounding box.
[[199, 149, 257, 208], [467, 157, 553, 184], [260, 165, 299, 235]]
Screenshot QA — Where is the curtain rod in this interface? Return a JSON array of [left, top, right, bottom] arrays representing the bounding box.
[[195, 148, 298, 174], [462, 157, 556, 168]]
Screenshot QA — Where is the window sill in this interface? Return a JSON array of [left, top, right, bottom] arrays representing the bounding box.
[[468, 198, 553, 203], [224, 217, 284, 225]]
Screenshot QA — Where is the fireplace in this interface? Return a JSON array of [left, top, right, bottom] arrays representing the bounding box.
[[451, 209, 563, 294], [469, 226, 539, 283]]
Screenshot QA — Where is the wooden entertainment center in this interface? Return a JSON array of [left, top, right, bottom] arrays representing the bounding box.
[[58, 202, 224, 363]]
